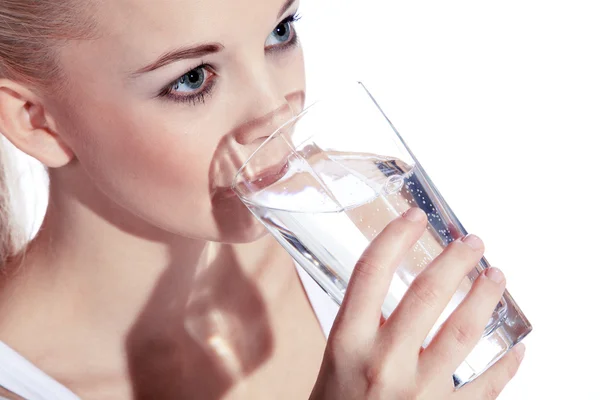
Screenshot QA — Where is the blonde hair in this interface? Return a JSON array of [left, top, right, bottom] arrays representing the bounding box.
[[0, 143, 21, 267], [0, 0, 97, 267]]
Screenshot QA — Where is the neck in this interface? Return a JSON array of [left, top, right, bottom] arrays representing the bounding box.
[[1, 167, 283, 338], [0, 167, 312, 397], [13, 176, 200, 329]]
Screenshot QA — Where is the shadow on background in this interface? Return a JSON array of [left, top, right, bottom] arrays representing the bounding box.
[[125, 242, 273, 399]]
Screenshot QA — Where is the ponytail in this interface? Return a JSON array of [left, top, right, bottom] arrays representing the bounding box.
[[0, 1, 98, 268], [0, 140, 22, 268]]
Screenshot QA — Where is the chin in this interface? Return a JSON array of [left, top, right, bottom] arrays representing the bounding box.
[[214, 214, 269, 244], [209, 193, 270, 244], [221, 222, 269, 244]]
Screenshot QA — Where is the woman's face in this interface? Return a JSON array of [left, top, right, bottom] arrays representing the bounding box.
[[46, 0, 305, 242]]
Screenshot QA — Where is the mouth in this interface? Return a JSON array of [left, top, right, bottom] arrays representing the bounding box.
[[213, 155, 290, 204], [251, 158, 290, 190], [245, 156, 290, 192]]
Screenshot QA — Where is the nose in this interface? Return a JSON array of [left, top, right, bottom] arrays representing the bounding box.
[[232, 101, 295, 146], [231, 69, 303, 146]]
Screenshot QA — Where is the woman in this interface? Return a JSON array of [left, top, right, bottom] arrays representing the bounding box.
[[0, 0, 525, 398]]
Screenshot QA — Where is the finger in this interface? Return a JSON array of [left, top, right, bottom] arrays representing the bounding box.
[[333, 208, 427, 339], [418, 267, 507, 381], [379, 234, 486, 350], [455, 343, 525, 400]]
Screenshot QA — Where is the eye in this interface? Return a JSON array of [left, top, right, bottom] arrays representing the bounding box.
[[159, 64, 217, 104], [265, 14, 299, 49], [171, 66, 209, 93]]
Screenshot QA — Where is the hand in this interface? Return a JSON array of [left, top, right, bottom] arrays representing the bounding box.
[[310, 208, 525, 399]]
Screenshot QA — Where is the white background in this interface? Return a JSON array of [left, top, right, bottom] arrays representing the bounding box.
[[6, 0, 600, 398], [299, 1, 600, 399]]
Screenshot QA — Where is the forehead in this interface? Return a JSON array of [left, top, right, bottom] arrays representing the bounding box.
[[95, 0, 288, 48], [56, 0, 298, 88]]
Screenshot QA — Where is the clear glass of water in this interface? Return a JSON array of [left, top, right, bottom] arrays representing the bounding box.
[[232, 82, 532, 388]]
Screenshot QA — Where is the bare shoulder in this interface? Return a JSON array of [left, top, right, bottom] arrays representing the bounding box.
[[0, 386, 25, 400]]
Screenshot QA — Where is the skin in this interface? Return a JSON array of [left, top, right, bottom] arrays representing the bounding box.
[[0, 0, 525, 398]]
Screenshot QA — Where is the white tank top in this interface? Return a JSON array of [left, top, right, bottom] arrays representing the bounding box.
[[0, 265, 339, 400]]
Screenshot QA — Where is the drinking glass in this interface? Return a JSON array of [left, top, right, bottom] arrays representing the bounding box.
[[232, 82, 532, 388]]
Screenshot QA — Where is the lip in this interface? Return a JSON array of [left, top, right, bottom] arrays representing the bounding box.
[[243, 157, 290, 192], [212, 159, 289, 204], [212, 158, 290, 206]]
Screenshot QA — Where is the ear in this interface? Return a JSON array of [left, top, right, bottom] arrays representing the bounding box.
[[0, 79, 74, 168]]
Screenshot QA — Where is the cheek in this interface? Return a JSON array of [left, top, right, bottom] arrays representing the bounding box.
[[61, 100, 227, 236], [98, 114, 212, 194], [296, 47, 306, 83], [280, 47, 306, 95]]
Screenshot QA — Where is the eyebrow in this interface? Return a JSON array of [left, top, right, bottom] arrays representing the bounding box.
[[133, 43, 224, 75], [132, 0, 297, 76], [277, 0, 297, 19]]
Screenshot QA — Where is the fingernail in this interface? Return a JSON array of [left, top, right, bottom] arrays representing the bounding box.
[[514, 343, 526, 362], [461, 234, 484, 250], [403, 208, 426, 222], [485, 267, 505, 284]]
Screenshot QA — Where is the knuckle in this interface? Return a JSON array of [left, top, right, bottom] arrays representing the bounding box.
[[446, 320, 477, 348], [483, 381, 501, 400], [409, 275, 440, 309], [364, 361, 386, 388], [363, 361, 407, 398], [326, 330, 354, 358], [354, 258, 385, 280]]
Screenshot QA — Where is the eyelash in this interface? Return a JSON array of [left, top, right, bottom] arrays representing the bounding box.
[[267, 13, 302, 53], [159, 12, 302, 106], [158, 66, 216, 105]]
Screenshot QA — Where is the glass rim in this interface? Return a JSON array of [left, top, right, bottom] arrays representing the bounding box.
[[231, 81, 374, 193], [230, 99, 317, 194]]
